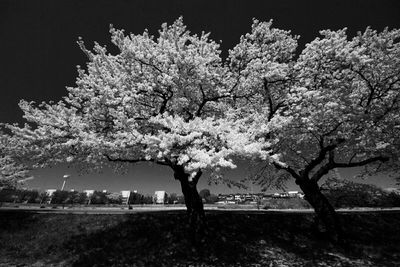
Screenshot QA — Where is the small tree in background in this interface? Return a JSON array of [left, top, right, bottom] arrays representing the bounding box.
[[50, 190, 70, 204], [71, 191, 89, 205], [128, 192, 142, 205], [38, 191, 48, 204], [169, 193, 178, 204], [206, 194, 218, 204], [176, 195, 186, 204], [90, 191, 109, 205], [199, 189, 211, 201], [199, 188, 218, 203], [142, 195, 154, 204], [106, 192, 122, 204], [19, 189, 39, 203]]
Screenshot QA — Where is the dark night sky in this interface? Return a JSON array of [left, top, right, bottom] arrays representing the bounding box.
[[1, 0, 399, 194]]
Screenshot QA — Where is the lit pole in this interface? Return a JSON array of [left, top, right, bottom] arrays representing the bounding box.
[[61, 174, 70, 191]]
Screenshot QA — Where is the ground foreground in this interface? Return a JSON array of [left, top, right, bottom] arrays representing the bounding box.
[[0, 210, 399, 266]]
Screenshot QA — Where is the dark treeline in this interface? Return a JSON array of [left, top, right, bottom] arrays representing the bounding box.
[[0, 189, 186, 205], [1, 181, 400, 208]]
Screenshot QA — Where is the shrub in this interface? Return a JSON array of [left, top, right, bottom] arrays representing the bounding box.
[[321, 177, 400, 208], [263, 198, 311, 209]]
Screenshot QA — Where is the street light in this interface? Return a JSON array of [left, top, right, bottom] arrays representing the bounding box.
[[61, 174, 70, 191]]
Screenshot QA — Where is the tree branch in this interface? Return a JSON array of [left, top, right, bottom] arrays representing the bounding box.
[[272, 162, 301, 180], [194, 85, 230, 117], [311, 154, 389, 182], [158, 86, 173, 114], [105, 154, 170, 166], [191, 169, 203, 184], [350, 66, 376, 107], [263, 78, 286, 121], [136, 58, 164, 74], [322, 121, 343, 137], [333, 156, 389, 168], [310, 150, 335, 182], [302, 138, 343, 177]]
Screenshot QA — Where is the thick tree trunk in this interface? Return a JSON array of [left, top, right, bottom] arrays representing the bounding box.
[[173, 166, 206, 243], [296, 178, 344, 243]]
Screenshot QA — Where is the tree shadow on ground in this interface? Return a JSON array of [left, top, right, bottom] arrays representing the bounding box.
[[63, 211, 400, 266], [1, 210, 399, 266], [0, 211, 38, 232], [65, 211, 263, 266]]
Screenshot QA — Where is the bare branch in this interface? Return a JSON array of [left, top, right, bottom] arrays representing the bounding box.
[[105, 154, 170, 166], [310, 150, 335, 182], [194, 85, 230, 117], [348, 153, 357, 164], [272, 162, 301, 180], [302, 139, 343, 177], [192, 170, 203, 184], [350, 66, 376, 107], [135, 58, 164, 74], [311, 154, 389, 182], [322, 121, 343, 137], [333, 156, 389, 168]]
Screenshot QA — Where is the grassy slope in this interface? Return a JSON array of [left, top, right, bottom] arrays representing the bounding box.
[[0, 211, 399, 266]]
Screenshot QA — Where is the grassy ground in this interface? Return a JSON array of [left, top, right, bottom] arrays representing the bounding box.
[[0, 210, 399, 266]]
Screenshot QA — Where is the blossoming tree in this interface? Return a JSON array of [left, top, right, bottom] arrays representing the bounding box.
[[229, 20, 400, 240], [6, 18, 271, 230], [0, 133, 32, 189]]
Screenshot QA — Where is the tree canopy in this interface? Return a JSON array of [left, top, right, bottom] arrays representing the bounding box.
[[6, 18, 272, 179], [0, 133, 32, 189], [230, 22, 400, 188]]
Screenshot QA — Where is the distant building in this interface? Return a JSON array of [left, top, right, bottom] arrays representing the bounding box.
[[262, 193, 274, 199], [102, 190, 107, 193], [45, 189, 57, 196], [83, 190, 95, 197], [121, 190, 132, 205], [234, 194, 243, 202], [288, 191, 299, 197], [226, 195, 234, 201], [44, 189, 57, 204], [282, 192, 290, 198], [83, 190, 95, 205], [245, 194, 254, 201], [269, 191, 306, 198], [154, 191, 166, 204], [384, 188, 400, 195]]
